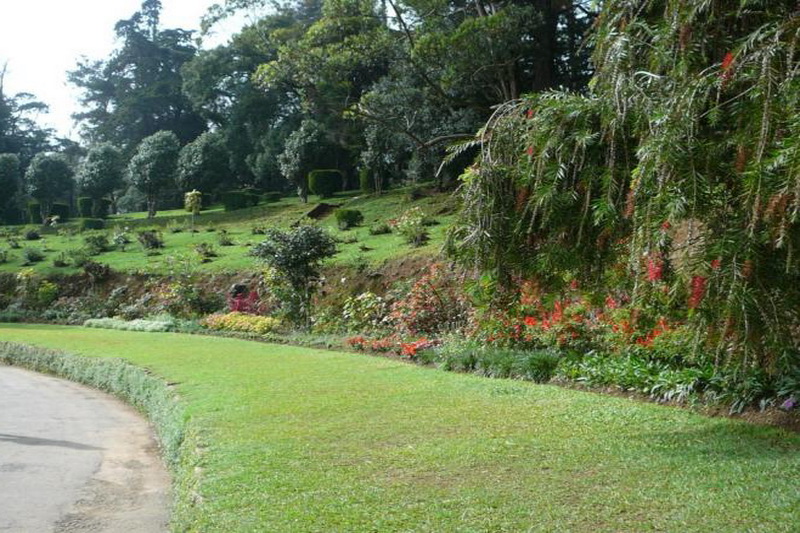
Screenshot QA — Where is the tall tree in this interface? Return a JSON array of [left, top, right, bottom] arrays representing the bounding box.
[[25, 153, 74, 223], [69, 0, 206, 151], [0, 153, 22, 224], [0, 66, 54, 166], [127, 130, 180, 218], [176, 131, 231, 195]]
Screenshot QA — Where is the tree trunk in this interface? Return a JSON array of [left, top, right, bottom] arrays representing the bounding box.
[[147, 196, 157, 218], [531, 0, 560, 92]]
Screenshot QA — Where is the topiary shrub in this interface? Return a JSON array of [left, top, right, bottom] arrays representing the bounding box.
[[221, 190, 252, 212], [308, 169, 343, 199], [78, 197, 93, 218], [334, 209, 364, 230], [51, 203, 70, 222], [137, 230, 164, 249], [81, 218, 106, 231]]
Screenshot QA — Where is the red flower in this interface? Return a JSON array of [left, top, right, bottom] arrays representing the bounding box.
[[661, 220, 671, 231], [524, 316, 537, 326], [526, 146, 534, 156], [711, 259, 721, 270], [605, 295, 619, 310], [570, 279, 579, 290], [721, 52, 735, 71], [526, 109, 534, 119], [688, 276, 707, 309], [647, 256, 664, 282]]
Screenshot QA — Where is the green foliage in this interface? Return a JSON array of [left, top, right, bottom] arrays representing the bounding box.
[[137, 230, 165, 250], [277, 120, 324, 203], [262, 191, 282, 203], [77, 143, 124, 213], [202, 312, 280, 335], [308, 169, 343, 198], [250, 225, 337, 326], [127, 131, 181, 218], [358, 167, 373, 194], [84, 317, 180, 332], [176, 132, 231, 193], [221, 190, 260, 212], [80, 218, 106, 231], [0, 153, 22, 224], [393, 206, 428, 246], [83, 234, 111, 255], [451, 1, 800, 385], [24, 153, 74, 223], [334, 208, 363, 230], [21, 247, 44, 265]]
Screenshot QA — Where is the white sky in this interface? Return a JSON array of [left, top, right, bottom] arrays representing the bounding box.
[[0, 0, 250, 140]]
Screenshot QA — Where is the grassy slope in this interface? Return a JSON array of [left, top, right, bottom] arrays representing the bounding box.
[[2, 324, 798, 532], [0, 189, 453, 275]]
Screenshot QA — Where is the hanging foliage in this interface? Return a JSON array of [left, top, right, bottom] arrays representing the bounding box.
[[449, 0, 800, 375]]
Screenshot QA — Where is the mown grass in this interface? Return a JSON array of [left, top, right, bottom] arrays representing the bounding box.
[[0, 188, 451, 275], [1, 323, 798, 532]]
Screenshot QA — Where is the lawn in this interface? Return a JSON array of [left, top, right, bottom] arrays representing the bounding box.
[[1, 324, 798, 532], [0, 187, 452, 275]]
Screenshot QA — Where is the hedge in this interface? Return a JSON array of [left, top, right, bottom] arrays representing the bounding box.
[[308, 169, 343, 198]]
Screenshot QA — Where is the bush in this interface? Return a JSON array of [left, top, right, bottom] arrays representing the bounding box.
[[194, 242, 218, 262], [22, 248, 45, 265], [393, 206, 429, 246], [137, 230, 165, 249], [51, 203, 70, 222], [334, 209, 364, 230], [27, 202, 40, 224], [359, 167, 374, 194], [221, 191, 250, 212], [221, 190, 260, 212], [84, 317, 179, 332], [83, 260, 112, 282], [66, 248, 90, 267], [83, 234, 111, 255], [81, 218, 106, 231], [202, 312, 281, 335], [24, 229, 41, 241], [78, 197, 93, 218], [0, 249, 8, 264], [368, 222, 392, 235], [262, 192, 282, 203], [308, 169, 343, 198]]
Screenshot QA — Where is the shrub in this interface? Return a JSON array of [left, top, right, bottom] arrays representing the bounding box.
[[52, 252, 68, 268], [514, 350, 561, 383], [81, 218, 106, 231], [194, 242, 218, 262], [83, 260, 112, 282], [78, 197, 109, 218], [217, 229, 234, 246], [368, 222, 391, 235], [0, 249, 8, 264], [78, 197, 93, 218], [51, 203, 70, 222], [393, 206, 429, 246], [66, 248, 90, 267], [24, 229, 41, 241], [83, 234, 111, 255], [84, 317, 178, 332], [359, 167, 374, 194], [22, 248, 45, 265], [137, 230, 164, 249], [334, 209, 364, 230], [263, 191, 282, 203], [221, 190, 260, 212], [35, 281, 59, 308], [388, 263, 469, 335], [201, 312, 281, 335], [250, 225, 337, 326], [308, 169, 343, 198], [341, 292, 388, 333]]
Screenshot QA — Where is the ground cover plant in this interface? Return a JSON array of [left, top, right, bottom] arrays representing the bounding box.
[[1, 324, 799, 532]]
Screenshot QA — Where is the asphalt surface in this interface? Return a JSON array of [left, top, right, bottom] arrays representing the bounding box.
[[0, 366, 170, 532]]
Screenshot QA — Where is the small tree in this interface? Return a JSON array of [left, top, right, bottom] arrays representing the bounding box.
[[250, 225, 337, 327], [176, 131, 230, 194], [184, 189, 202, 232], [0, 153, 22, 224], [25, 153, 74, 223], [77, 143, 124, 217], [127, 131, 180, 218]]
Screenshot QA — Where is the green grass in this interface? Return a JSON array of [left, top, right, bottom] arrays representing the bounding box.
[[0, 188, 452, 275], [2, 324, 798, 532]]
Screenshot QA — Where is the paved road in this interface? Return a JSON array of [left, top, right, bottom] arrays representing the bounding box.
[[0, 366, 170, 532]]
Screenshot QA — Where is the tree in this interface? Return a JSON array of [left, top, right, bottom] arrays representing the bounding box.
[[77, 143, 125, 216], [277, 119, 325, 203], [0, 153, 22, 223], [127, 130, 180, 218], [0, 66, 54, 166], [25, 153, 74, 223], [68, 0, 206, 150], [176, 132, 231, 194], [250, 225, 337, 327]]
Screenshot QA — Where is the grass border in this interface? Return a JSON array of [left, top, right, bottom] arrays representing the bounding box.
[[0, 341, 200, 530]]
